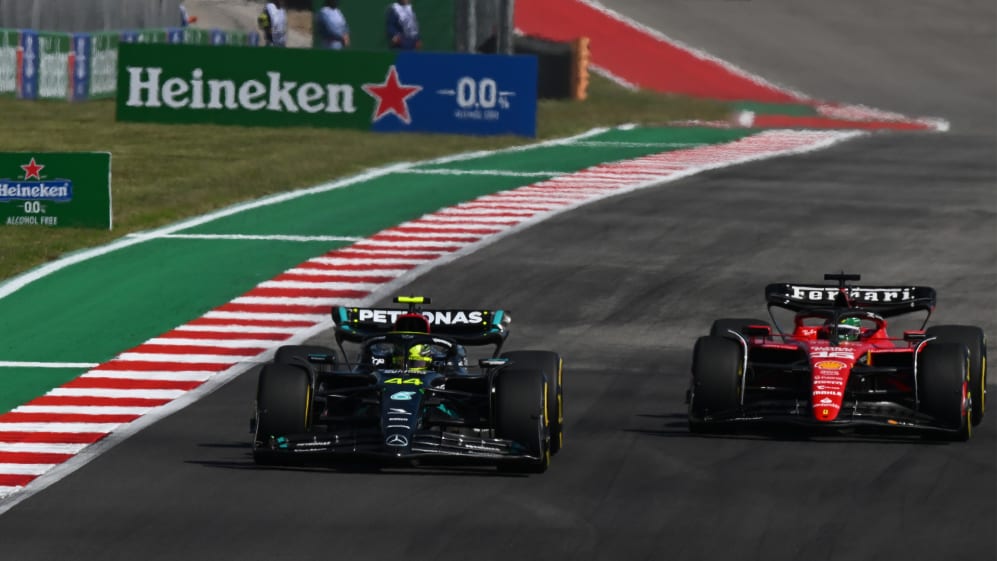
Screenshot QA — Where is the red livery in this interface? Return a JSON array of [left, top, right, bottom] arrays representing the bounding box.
[[687, 273, 987, 440]]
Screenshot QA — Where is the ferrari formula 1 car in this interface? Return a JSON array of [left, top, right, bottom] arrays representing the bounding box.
[[688, 273, 987, 440], [251, 296, 564, 472]]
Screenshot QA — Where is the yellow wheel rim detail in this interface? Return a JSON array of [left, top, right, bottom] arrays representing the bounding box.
[[981, 356, 987, 414], [304, 385, 312, 428], [542, 382, 549, 426]]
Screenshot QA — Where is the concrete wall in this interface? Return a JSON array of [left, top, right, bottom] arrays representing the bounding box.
[[0, 0, 184, 32]]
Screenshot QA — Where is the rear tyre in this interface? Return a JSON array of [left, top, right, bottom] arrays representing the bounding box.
[[710, 318, 769, 341], [918, 342, 971, 441], [926, 325, 987, 426], [500, 350, 563, 455], [494, 368, 549, 473], [274, 345, 339, 370], [254, 363, 313, 464], [689, 335, 743, 433]]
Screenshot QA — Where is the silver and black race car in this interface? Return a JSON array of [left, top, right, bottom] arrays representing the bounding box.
[[251, 296, 563, 472], [688, 273, 987, 440]]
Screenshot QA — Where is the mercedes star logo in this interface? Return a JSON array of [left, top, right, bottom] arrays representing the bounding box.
[[385, 434, 409, 447]]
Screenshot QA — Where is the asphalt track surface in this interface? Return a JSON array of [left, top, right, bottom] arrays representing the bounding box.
[[0, 1, 994, 560]]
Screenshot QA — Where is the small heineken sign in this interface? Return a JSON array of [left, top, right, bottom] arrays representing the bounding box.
[[0, 152, 112, 229]]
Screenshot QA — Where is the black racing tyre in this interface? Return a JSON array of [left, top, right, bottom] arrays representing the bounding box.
[[689, 335, 743, 432], [926, 325, 987, 426], [500, 350, 563, 455], [254, 363, 313, 464], [274, 345, 339, 370], [709, 318, 770, 341], [918, 342, 971, 441], [494, 368, 549, 473]]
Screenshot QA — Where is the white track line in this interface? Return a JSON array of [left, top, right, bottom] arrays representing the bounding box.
[[13, 406, 156, 416], [402, 169, 561, 177], [0, 443, 90, 454], [137, 234, 364, 242], [79, 371, 216, 382], [0, 362, 100, 369]]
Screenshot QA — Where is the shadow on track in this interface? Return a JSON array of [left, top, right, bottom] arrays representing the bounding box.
[[186, 441, 534, 477], [628, 412, 952, 445]]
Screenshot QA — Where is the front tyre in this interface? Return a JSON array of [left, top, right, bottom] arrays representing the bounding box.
[[918, 342, 971, 442], [494, 368, 549, 474], [689, 335, 743, 433], [926, 325, 986, 426], [500, 350, 563, 455], [254, 363, 313, 464]]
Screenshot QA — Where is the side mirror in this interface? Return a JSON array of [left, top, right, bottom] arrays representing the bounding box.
[[903, 330, 927, 342], [479, 358, 509, 369], [743, 324, 771, 337]]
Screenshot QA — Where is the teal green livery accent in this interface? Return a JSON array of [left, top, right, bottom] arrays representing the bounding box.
[[334, 307, 353, 333], [492, 310, 505, 329]]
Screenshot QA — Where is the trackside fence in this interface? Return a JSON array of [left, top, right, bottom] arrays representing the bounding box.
[[0, 27, 260, 101]]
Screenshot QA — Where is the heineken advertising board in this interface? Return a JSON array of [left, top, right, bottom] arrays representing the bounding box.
[[116, 43, 538, 136], [0, 29, 16, 96], [0, 153, 112, 229], [0, 27, 258, 101], [15, 30, 99, 101]]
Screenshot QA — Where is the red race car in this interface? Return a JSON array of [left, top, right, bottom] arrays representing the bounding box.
[[687, 273, 987, 440]]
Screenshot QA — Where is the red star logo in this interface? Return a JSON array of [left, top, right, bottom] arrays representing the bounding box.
[[20, 157, 44, 180], [362, 66, 422, 125]]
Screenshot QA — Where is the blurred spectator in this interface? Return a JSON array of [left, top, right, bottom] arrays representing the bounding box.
[[179, 3, 197, 27], [258, 0, 288, 47], [317, 0, 350, 49], [385, 0, 421, 50]]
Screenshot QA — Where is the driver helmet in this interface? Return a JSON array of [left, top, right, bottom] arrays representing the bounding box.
[[402, 343, 433, 371], [838, 317, 862, 342]]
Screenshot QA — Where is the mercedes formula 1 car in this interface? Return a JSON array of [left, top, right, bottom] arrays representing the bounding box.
[[687, 273, 987, 440], [251, 296, 564, 472]]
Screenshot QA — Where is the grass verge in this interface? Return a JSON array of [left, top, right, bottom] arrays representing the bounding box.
[[0, 73, 728, 282]]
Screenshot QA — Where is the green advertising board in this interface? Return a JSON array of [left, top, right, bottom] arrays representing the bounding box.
[[38, 32, 71, 100], [183, 29, 213, 45], [134, 30, 169, 44], [0, 153, 112, 229], [224, 30, 253, 45], [0, 29, 16, 96], [90, 32, 120, 99], [116, 43, 394, 128], [0, 28, 258, 103]]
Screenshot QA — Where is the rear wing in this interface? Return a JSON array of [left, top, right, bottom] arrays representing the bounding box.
[[332, 305, 510, 347], [765, 282, 936, 317]]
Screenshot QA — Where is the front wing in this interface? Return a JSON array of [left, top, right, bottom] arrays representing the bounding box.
[[693, 399, 961, 436], [254, 429, 541, 464]]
